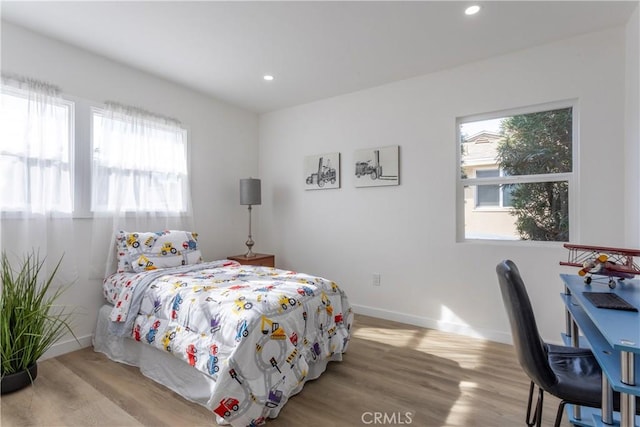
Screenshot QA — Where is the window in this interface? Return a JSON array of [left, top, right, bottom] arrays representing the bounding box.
[[91, 107, 189, 213], [458, 103, 574, 242], [1, 79, 189, 218], [475, 169, 514, 208], [0, 84, 74, 214]]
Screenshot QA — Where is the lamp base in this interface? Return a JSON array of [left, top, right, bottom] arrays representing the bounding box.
[[245, 237, 256, 258]]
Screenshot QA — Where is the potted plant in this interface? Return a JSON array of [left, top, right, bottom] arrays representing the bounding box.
[[1, 251, 76, 394]]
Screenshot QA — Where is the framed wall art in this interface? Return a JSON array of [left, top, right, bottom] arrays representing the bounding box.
[[304, 152, 340, 190], [354, 145, 399, 187]]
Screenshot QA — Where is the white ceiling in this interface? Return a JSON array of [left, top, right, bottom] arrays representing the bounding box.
[[1, 1, 637, 113]]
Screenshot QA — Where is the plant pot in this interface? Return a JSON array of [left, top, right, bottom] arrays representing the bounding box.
[[1, 363, 38, 395]]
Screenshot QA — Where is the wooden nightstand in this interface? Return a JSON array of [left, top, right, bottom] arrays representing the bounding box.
[[227, 253, 275, 267]]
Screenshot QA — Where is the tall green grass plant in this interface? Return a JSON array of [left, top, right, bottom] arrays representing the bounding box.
[[1, 251, 76, 376]]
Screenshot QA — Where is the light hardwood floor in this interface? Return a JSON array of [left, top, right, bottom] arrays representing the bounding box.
[[1, 314, 572, 426]]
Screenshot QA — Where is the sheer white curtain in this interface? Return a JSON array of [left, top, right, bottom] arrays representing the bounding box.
[[0, 75, 76, 281], [90, 102, 194, 278]]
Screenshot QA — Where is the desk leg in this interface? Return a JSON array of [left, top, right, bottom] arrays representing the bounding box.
[[601, 375, 614, 425], [564, 285, 573, 336], [565, 310, 573, 338], [571, 319, 582, 420], [620, 351, 636, 427], [571, 320, 580, 347]]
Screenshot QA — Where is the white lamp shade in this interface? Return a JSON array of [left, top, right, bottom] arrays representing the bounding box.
[[240, 178, 261, 205]]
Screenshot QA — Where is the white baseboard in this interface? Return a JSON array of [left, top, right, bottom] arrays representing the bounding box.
[[40, 334, 93, 361], [351, 304, 513, 345]]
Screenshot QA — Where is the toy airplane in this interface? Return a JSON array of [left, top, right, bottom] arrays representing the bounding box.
[[560, 243, 640, 288]]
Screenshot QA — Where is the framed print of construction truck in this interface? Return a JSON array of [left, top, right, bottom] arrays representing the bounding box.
[[354, 145, 399, 187], [304, 152, 340, 190]]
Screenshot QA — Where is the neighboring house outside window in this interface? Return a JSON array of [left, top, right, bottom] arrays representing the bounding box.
[[461, 131, 519, 239]]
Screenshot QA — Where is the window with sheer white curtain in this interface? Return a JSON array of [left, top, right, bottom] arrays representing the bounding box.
[[91, 104, 189, 214], [0, 79, 73, 214], [89, 103, 193, 279], [0, 76, 77, 283]]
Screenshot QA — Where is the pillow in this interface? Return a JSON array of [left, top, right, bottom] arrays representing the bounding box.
[[115, 230, 202, 273], [115, 231, 133, 273]]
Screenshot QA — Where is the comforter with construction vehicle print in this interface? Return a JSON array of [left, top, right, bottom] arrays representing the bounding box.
[[104, 260, 353, 427]]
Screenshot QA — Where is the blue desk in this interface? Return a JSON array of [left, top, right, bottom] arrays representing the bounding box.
[[560, 274, 640, 427]]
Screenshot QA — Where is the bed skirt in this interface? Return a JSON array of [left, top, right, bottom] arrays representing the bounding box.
[[93, 304, 338, 425], [93, 304, 219, 411]]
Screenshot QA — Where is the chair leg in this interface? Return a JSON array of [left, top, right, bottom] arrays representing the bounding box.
[[526, 381, 536, 426], [525, 381, 545, 427], [535, 387, 544, 427], [554, 401, 567, 427]]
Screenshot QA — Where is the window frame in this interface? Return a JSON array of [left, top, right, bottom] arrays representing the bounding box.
[[71, 96, 94, 218], [456, 99, 579, 243], [0, 86, 76, 217]]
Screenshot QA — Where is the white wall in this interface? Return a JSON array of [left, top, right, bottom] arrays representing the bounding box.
[[259, 28, 630, 344], [625, 5, 640, 247], [1, 22, 259, 357], [2, 16, 636, 356]]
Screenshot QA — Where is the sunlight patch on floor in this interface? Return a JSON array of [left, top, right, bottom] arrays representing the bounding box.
[[352, 309, 491, 368], [437, 305, 483, 339], [405, 305, 489, 369], [443, 380, 480, 426], [352, 326, 426, 348]]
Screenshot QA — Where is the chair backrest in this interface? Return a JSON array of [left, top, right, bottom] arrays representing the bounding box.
[[496, 260, 557, 389]]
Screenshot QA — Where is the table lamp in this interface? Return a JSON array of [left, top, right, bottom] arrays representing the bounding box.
[[240, 178, 261, 257]]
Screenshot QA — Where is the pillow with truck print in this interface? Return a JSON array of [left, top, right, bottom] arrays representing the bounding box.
[[116, 230, 202, 273], [115, 231, 133, 273]]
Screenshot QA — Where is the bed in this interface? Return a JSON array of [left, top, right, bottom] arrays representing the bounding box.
[[93, 230, 353, 427]]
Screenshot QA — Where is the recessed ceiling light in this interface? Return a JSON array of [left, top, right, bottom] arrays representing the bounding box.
[[465, 5, 481, 15], [263, 75, 274, 81]]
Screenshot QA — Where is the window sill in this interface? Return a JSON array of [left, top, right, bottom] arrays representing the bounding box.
[[472, 207, 513, 212]]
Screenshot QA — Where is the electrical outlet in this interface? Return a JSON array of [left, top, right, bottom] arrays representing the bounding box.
[[372, 273, 381, 286]]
